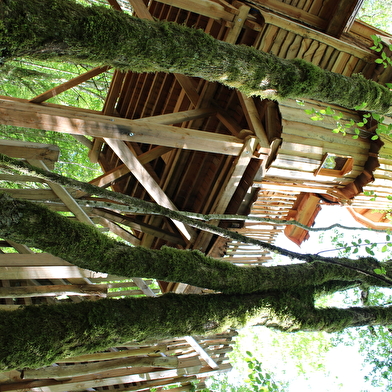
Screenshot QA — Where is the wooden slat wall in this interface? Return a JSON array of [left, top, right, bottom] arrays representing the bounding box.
[[0, 332, 236, 392], [264, 98, 371, 186]]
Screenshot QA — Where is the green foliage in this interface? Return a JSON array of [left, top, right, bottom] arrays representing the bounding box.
[[358, 0, 392, 34], [303, 102, 392, 140], [370, 35, 392, 69], [244, 351, 285, 392], [333, 287, 392, 391]]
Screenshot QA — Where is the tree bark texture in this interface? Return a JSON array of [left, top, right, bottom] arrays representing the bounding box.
[[0, 193, 389, 295], [1, 289, 392, 370], [1, 0, 391, 113]]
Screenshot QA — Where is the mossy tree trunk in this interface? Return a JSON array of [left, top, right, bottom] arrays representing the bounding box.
[[1, 192, 392, 370], [2, 290, 392, 371], [0, 193, 390, 294], [1, 0, 392, 114]]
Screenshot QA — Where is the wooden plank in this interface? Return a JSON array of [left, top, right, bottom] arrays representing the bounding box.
[[29, 66, 110, 103], [104, 138, 196, 241], [0, 253, 84, 267], [250, 0, 328, 30], [58, 345, 169, 362], [0, 188, 59, 200], [23, 356, 180, 379], [261, 11, 376, 61], [107, 0, 123, 11], [0, 284, 108, 298], [102, 70, 126, 115], [5, 365, 207, 392], [225, 4, 250, 44], [154, 0, 236, 21], [237, 92, 270, 150], [132, 277, 157, 297], [88, 138, 104, 163], [0, 139, 59, 170], [0, 98, 243, 156], [91, 208, 185, 245], [184, 336, 219, 369], [0, 266, 106, 280], [28, 159, 95, 225], [95, 217, 141, 246]]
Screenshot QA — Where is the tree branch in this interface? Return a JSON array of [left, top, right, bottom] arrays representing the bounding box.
[[1, 154, 392, 286]]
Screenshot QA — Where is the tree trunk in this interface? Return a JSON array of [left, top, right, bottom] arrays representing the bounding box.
[[1, 0, 391, 113], [0, 192, 389, 294], [1, 290, 392, 370]]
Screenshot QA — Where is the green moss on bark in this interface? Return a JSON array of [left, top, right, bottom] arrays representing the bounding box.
[[1, 0, 391, 113]]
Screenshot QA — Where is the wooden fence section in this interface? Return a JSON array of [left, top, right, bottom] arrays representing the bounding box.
[[221, 187, 301, 266], [0, 242, 160, 311], [0, 331, 236, 392]]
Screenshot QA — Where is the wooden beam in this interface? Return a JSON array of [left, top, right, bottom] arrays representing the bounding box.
[[237, 92, 270, 151], [0, 98, 243, 155], [0, 284, 107, 298], [326, 0, 364, 37], [250, 0, 328, 30], [0, 254, 106, 280], [184, 336, 219, 369], [104, 138, 196, 241], [95, 216, 141, 246], [29, 66, 110, 104], [154, 0, 236, 21], [0, 139, 59, 170], [0, 188, 59, 200], [28, 160, 95, 225], [107, 0, 123, 11], [193, 137, 259, 251], [91, 208, 186, 245], [102, 70, 126, 115], [225, 4, 250, 44]]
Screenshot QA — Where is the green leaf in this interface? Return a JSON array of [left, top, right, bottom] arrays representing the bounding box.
[[374, 268, 384, 275], [386, 83, 392, 89], [371, 135, 379, 140], [382, 245, 388, 252], [326, 107, 335, 115], [352, 135, 359, 139], [366, 247, 375, 256], [310, 115, 321, 121], [354, 102, 367, 110], [375, 58, 384, 64], [304, 109, 313, 115]]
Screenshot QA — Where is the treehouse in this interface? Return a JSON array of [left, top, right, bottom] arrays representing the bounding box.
[[1, 0, 392, 390]]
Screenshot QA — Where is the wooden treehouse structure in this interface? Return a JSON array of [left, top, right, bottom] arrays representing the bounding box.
[[1, 0, 392, 390]]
